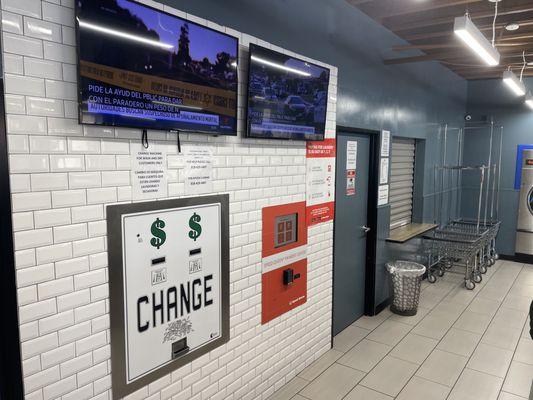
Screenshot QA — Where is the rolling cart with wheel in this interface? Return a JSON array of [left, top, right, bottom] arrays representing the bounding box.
[[423, 229, 487, 290]]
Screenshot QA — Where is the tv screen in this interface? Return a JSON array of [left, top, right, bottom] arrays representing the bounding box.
[[76, 0, 238, 135], [246, 44, 330, 141]]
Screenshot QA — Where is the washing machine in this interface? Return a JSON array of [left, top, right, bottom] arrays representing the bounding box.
[[516, 149, 533, 255]]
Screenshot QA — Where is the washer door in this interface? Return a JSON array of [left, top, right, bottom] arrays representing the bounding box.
[[529, 187, 533, 215], [517, 181, 533, 231]]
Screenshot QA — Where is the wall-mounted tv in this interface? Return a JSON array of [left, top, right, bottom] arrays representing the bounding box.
[[246, 44, 330, 141], [76, 0, 238, 135]]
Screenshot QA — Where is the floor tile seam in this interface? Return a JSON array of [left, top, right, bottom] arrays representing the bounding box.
[[398, 262, 499, 399], [334, 359, 372, 375], [391, 260, 494, 398], [333, 327, 372, 355], [444, 264, 524, 400], [383, 288, 477, 397], [498, 392, 529, 400], [497, 266, 531, 398], [291, 392, 312, 400], [290, 263, 519, 400], [499, 360, 533, 399], [351, 383, 393, 399], [315, 291, 428, 398], [322, 263, 516, 400], [332, 323, 419, 397], [465, 363, 510, 380], [294, 360, 365, 400]]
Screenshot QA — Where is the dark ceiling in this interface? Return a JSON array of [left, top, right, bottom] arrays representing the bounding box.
[[347, 0, 533, 80]]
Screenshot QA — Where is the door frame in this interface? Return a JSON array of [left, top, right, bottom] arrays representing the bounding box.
[[331, 126, 381, 338], [0, 78, 24, 398]]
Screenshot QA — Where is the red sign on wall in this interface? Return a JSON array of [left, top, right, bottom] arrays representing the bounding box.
[[261, 202, 307, 324], [306, 139, 335, 226]]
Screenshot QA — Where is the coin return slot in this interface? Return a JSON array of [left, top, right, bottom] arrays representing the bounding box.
[[189, 248, 202, 256], [151, 257, 166, 266], [172, 338, 189, 359]]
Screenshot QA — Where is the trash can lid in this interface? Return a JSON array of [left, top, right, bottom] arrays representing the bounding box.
[[386, 260, 426, 276]]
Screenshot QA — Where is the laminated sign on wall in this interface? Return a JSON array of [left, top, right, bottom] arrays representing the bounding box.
[[184, 146, 214, 194], [381, 130, 391, 157], [380, 157, 389, 185], [131, 144, 168, 200], [306, 139, 336, 225], [106, 196, 230, 399], [346, 141, 357, 196]]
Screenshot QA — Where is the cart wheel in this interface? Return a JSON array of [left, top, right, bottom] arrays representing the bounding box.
[[428, 274, 437, 284], [473, 273, 482, 283], [488, 258, 495, 266], [438, 268, 445, 277], [465, 280, 475, 290], [480, 265, 487, 274], [494, 253, 499, 260]]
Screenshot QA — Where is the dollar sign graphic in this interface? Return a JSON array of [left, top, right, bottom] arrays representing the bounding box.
[[188, 213, 202, 241], [150, 218, 166, 249]]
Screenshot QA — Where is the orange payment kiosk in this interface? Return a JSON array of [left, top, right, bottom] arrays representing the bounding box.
[[261, 202, 307, 324]]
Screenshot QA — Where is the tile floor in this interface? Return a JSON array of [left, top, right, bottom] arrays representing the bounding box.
[[268, 260, 533, 400]]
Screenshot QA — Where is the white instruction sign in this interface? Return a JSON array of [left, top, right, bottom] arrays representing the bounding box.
[[380, 158, 389, 184], [132, 144, 168, 200], [184, 147, 214, 195], [346, 141, 357, 170], [378, 185, 389, 206], [381, 130, 391, 157]]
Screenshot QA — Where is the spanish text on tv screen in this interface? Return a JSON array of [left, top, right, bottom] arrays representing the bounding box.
[[246, 44, 330, 141], [76, 0, 238, 135]]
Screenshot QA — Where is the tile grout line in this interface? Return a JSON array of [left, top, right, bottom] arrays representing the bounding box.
[[287, 261, 526, 400], [290, 306, 399, 399], [335, 274, 463, 399], [443, 262, 525, 400], [494, 263, 531, 399], [288, 287, 419, 399], [380, 264, 502, 398], [336, 272, 487, 399]]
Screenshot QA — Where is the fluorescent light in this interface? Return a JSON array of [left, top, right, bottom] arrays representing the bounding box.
[[250, 55, 311, 76], [454, 15, 500, 66], [503, 70, 526, 96], [77, 19, 174, 50], [526, 92, 533, 110]]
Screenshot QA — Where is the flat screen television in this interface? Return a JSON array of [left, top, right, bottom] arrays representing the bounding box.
[[246, 44, 330, 141], [76, 0, 238, 135]]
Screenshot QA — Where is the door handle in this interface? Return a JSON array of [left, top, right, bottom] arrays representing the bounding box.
[[361, 226, 371, 233]]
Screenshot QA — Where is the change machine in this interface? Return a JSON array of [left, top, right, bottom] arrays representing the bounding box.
[[107, 195, 229, 399]]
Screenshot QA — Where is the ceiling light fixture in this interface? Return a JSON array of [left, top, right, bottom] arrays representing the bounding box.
[[505, 23, 520, 31], [503, 69, 526, 96], [525, 92, 533, 109], [454, 15, 501, 66]]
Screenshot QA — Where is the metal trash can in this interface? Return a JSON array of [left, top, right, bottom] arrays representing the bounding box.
[[386, 261, 426, 316]]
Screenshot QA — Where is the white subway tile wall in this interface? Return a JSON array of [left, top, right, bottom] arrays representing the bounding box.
[[3, 1, 338, 399]]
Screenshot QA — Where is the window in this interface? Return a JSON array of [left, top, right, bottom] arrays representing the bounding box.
[[390, 138, 416, 230]]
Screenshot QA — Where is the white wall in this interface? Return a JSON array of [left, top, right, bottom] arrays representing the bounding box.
[[2, 0, 338, 399]]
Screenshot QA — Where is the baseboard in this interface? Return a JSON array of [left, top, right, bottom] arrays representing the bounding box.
[[499, 253, 533, 264], [374, 297, 391, 316]]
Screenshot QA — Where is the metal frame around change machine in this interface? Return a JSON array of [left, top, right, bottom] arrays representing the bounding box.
[[107, 195, 230, 399]]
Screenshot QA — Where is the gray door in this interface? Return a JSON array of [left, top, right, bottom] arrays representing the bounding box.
[[333, 132, 370, 336]]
